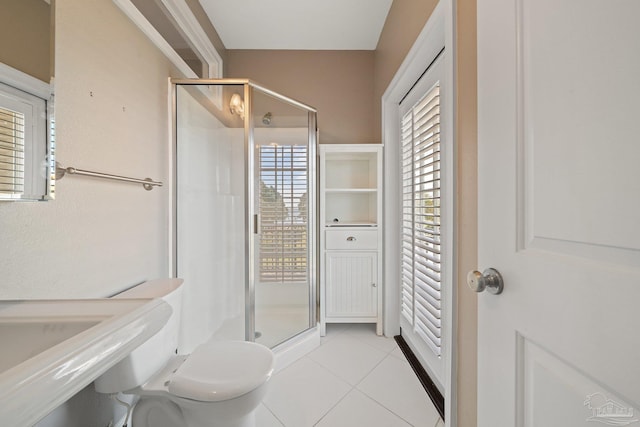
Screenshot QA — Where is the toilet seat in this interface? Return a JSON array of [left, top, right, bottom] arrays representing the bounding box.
[[168, 341, 275, 402]]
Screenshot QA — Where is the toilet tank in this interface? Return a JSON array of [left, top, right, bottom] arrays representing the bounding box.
[[94, 278, 185, 394]]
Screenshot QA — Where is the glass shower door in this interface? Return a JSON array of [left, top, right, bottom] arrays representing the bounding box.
[[251, 88, 315, 348]]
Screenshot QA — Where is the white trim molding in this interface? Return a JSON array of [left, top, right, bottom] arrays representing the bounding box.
[[158, 0, 223, 80], [0, 62, 51, 99], [112, 0, 223, 108], [381, 0, 457, 425]]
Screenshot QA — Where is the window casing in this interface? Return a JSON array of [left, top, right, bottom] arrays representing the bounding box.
[[0, 79, 51, 201]]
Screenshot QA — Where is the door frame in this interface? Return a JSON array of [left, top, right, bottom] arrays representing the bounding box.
[[381, 0, 457, 424]]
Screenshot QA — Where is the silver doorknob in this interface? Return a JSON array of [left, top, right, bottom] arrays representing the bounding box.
[[467, 268, 504, 294]]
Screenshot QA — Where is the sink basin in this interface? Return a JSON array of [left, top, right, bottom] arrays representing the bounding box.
[[0, 298, 172, 426], [0, 319, 99, 374]]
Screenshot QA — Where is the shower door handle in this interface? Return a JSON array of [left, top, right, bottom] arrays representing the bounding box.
[[254, 214, 260, 234]]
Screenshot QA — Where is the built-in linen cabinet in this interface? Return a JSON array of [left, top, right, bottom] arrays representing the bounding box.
[[319, 144, 383, 336]]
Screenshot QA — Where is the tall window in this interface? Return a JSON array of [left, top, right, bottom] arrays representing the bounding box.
[[401, 81, 442, 358], [259, 144, 308, 283]]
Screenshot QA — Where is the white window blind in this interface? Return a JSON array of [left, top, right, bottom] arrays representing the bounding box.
[[0, 107, 25, 196], [401, 82, 442, 357], [259, 145, 308, 283]]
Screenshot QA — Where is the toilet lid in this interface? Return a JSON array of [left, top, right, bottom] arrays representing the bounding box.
[[168, 341, 275, 402]]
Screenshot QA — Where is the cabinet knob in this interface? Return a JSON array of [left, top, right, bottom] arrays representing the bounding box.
[[371, 283, 376, 287], [346, 236, 356, 241]]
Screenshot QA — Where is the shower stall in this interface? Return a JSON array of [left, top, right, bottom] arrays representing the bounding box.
[[171, 79, 317, 353]]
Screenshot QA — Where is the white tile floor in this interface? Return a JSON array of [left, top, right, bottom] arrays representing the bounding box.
[[256, 324, 443, 427]]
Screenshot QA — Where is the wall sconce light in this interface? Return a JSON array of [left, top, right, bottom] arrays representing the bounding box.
[[229, 93, 245, 120]]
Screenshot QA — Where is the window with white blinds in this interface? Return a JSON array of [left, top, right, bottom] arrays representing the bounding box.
[[0, 107, 25, 196], [259, 144, 308, 283], [0, 76, 50, 201], [401, 82, 442, 357]]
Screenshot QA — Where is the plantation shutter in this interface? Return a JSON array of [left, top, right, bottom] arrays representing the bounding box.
[[259, 144, 308, 283], [401, 109, 415, 323], [0, 107, 25, 196], [401, 82, 442, 356]]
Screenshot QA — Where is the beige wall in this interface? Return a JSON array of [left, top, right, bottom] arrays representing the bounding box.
[[226, 2, 438, 145], [0, 0, 51, 82], [374, 1, 478, 426], [373, 0, 439, 141], [227, 50, 376, 144]]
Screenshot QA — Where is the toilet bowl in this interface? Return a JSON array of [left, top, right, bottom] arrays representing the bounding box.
[[94, 279, 274, 427], [131, 341, 273, 427]]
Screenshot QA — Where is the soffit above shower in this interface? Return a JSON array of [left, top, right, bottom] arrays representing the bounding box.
[[198, 0, 393, 50]]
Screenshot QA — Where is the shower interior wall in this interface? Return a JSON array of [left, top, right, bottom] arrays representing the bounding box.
[[176, 84, 246, 352]]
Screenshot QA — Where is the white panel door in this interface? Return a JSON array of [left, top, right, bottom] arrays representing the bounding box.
[[477, 0, 640, 426]]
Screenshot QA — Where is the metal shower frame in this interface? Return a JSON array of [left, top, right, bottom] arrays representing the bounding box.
[[170, 78, 318, 344]]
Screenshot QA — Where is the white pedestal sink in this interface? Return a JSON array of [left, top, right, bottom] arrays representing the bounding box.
[[0, 298, 171, 426]]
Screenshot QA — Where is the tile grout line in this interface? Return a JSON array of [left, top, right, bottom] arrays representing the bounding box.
[[300, 356, 355, 427], [260, 402, 287, 427], [311, 332, 395, 387], [352, 345, 397, 388], [353, 349, 420, 426], [311, 382, 358, 426], [345, 332, 399, 355], [264, 356, 346, 427], [355, 387, 417, 427], [274, 326, 427, 427], [312, 328, 390, 427]]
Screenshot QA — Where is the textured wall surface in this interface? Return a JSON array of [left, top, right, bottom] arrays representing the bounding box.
[[0, 0, 174, 300]]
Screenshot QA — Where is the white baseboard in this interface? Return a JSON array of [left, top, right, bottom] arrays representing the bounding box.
[[272, 326, 320, 374]]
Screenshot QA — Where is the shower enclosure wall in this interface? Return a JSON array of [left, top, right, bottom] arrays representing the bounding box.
[[172, 79, 317, 353]]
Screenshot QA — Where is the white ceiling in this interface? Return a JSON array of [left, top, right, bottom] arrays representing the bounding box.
[[198, 0, 394, 50]]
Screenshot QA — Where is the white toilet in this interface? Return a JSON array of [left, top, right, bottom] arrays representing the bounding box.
[[94, 278, 274, 427]]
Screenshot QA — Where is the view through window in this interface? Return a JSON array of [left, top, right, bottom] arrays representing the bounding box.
[[259, 144, 308, 283]]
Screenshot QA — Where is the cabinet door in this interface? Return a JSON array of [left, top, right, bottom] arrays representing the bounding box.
[[325, 252, 377, 317]]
